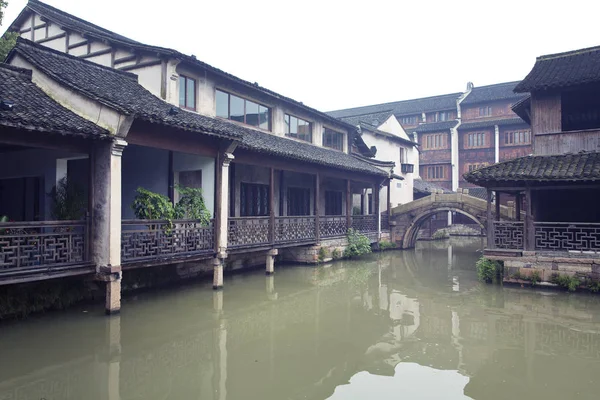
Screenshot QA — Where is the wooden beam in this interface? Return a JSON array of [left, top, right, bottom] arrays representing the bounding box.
[[81, 48, 112, 59], [168, 150, 174, 202], [315, 172, 321, 242], [279, 170, 284, 216], [495, 191, 501, 221], [515, 193, 521, 221], [269, 167, 275, 246], [525, 187, 535, 251]]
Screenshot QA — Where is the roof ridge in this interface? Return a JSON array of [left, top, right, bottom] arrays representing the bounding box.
[[0, 62, 32, 78], [471, 80, 521, 89], [13, 37, 139, 80], [341, 109, 394, 119], [328, 92, 462, 114], [537, 44, 600, 61]]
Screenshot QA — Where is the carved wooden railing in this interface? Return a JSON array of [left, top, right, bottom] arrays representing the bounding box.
[[493, 221, 524, 250], [275, 216, 316, 244], [0, 220, 89, 272], [121, 219, 214, 263], [534, 222, 600, 252], [351, 215, 378, 234], [381, 213, 390, 231], [320, 216, 347, 238], [228, 217, 270, 248]]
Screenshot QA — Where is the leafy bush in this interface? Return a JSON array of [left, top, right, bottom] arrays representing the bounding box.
[[352, 206, 362, 216], [379, 240, 396, 251], [174, 185, 211, 225], [476, 256, 503, 283], [344, 229, 372, 258], [530, 270, 541, 286], [318, 247, 329, 262], [432, 229, 450, 240], [132, 187, 176, 220], [332, 249, 342, 260], [550, 273, 580, 292], [48, 177, 87, 220]]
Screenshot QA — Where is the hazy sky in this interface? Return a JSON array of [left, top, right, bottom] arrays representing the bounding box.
[[2, 0, 599, 111]]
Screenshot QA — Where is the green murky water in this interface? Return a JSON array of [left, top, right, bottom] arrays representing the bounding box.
[[1, 237, 600, 400]]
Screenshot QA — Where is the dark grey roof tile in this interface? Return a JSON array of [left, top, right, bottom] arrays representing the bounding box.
[[412, 120, 458, 133], [462, 81, 527, 105], [458, 117, 527, 131]]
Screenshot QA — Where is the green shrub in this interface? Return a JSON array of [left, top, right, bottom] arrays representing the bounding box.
[[550, 273, 580, 292], [379, 240, 396, 251], [48, 177, 87, 220], [332, 249, 342, 260], [132, 187, 176, 220], [344, 229, 372, 258], [432, 229, 450, 240], [476, 257, 503, 283], [530, 271, 541, 286], [174, 185, 211, 225], [318, 247, 328, 262]]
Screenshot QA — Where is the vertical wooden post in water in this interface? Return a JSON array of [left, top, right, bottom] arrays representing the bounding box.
[[525, 187, 534, 251], [315, 172, 320, 242], [486, 189, 493, 248], [269, 167, 275, 246]]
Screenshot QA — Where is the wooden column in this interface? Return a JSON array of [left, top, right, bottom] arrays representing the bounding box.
[[167, 150, 174, 202], [486, 189, 493, 248], [315, 172, 320, 242], [495, 191, 501, 221], [346, 179, 352, 231], [387, 178, 392, 216], [269, 167, 275, 246], [375, 182, 381, 238], [515, 193, 522, 221], [525, 187, 534, 251]]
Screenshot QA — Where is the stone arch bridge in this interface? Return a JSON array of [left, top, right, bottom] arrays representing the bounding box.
[[390, 191, 517, 249]]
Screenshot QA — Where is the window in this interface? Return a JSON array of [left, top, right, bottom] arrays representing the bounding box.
[[504, 130, 531, 145], [466, 163, 488, 173], [423, 133, 447, 150], [325, 191, 343, 215], [466, 132, 486, 148], [240, 183, 269, 216], [479, 106, 492, 117], [323, 128, 344, 150], [399, 147, 407, 164], [401, 116, 418, 125], [178, 75, 196, 110], [216, 89, 270, 130], [285, 114, 312, 142], [426, 166, 445, 180], [287, 187, 311, 216], [432, 111, 450, 122]]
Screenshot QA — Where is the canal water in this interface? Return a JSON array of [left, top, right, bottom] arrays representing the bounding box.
[[1, 237, 600, 400]]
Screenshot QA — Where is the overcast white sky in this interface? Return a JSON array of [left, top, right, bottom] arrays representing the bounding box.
[[2, 0, 599, 111]]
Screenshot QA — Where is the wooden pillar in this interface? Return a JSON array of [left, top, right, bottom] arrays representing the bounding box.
[[374, 182, 381, 238], [495, 191, 501, 221], [269, 167, 275, 245], [387, 178, 392, 216], [346, 179, 352, 231], [92, 139, 126, 315], [525, 187, 534, 251], [515, 193, 522, 221], [279, 170, 284, 216], [486, 189, 493, 248], [167, 150, 174, 202], [315, 172, 320, 242]]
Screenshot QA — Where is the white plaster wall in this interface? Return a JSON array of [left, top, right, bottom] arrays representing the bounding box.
[[0, 148, 86, 219], [68, 45, 88, 57], [173, 151, 215, 215], [41, 37, 67, 52], [86, 52, 112, 67], [128, 63, 163, 98], [378, 115, 411, 141], [47, 23, 63, 37]]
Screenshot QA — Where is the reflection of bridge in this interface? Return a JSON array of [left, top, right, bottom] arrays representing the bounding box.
[[390, 192, 515, 249]]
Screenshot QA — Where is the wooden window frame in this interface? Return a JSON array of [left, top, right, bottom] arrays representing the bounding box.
[[426, 165, 445, 181], [287, 187, 311, 216], [504, 130, 531, 146], [240, 182, 270, 217], [401, 116, 417, 125], [466, 163, 488, 173], [423, 133, 447, 150], [478, 106, 492, 117], [215, 89, 271, 131], [179, 75, 197, 111], [285, 114, 312, 143], [465, 132, 486, 149], [325, 190, 343, 216], [322, 128, 344, 151]]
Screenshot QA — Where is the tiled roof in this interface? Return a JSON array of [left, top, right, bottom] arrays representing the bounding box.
[[10, 40, 386, 177], [412, 120, 458, 133], [328, 92, 461, 119], [514, 45, 600, 93], [511, 96, 531, 125], [464, 187, 488, 201], [463, 152, 600, 185], [461, 81, 527, 105], [339, 110, 394, 128], [357, 122, 416, 147], [413, 178, 452, 194], [16, 1, 353, 132], [458, 117, 527, 131], [0, 63, 108, 137]]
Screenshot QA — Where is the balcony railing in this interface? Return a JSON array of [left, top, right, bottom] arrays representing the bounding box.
[[228, 217, 270, 249], [320, 216, 347, 238], [381, 213, 390, 231], [0, 220, 89, 273], [275, 216, 316, 244], [121, 219, 214, 263], [351, 215, 378, 234], [493, 221, 524, 249], [534, 222, 600, 252]]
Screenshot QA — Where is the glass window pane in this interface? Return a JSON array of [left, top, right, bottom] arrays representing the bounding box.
[[290, 116, 298, 135], [216, 90, 229, 118], [245, 100, 259, 126], [186, 78, 196, 109], [179, 76, 186, 107], [230, 95, 244, 123], [259, 105, 269, 130], [284, 115, 290, 134], [298, 119, 311, 142]]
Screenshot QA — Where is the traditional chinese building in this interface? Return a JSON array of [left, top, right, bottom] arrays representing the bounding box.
[[464, 44, 600, 284], [0, 1, 401, 313]]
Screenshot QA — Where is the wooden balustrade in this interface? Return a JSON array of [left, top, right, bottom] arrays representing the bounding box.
[[121, 219, 214, 263], [274, 216, 316, 244], [492, 221, 525, 249], [0, 220, 89, 273], [227, 217, 270, 249], [320, 216, 347, 238], [351, 215, 378, 234], [534, 222, 600, 252]]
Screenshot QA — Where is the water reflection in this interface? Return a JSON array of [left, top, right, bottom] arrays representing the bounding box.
[[1, 237, 600, 400]]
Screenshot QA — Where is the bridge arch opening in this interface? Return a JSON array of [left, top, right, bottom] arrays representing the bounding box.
[[402, 207, 486, 249]]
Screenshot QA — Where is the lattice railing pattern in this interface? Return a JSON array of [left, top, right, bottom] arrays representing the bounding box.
[[121, 219, 214, 263], [228, 217, 270, 248], [275, 216, 316, 244], [381, 213, 390, 231], [493, 221, 524, 249], [320, 216, 347, 238], [0, 220, 88, 271], [535, 222, 600, 252], [352, 215, 378, 233]]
